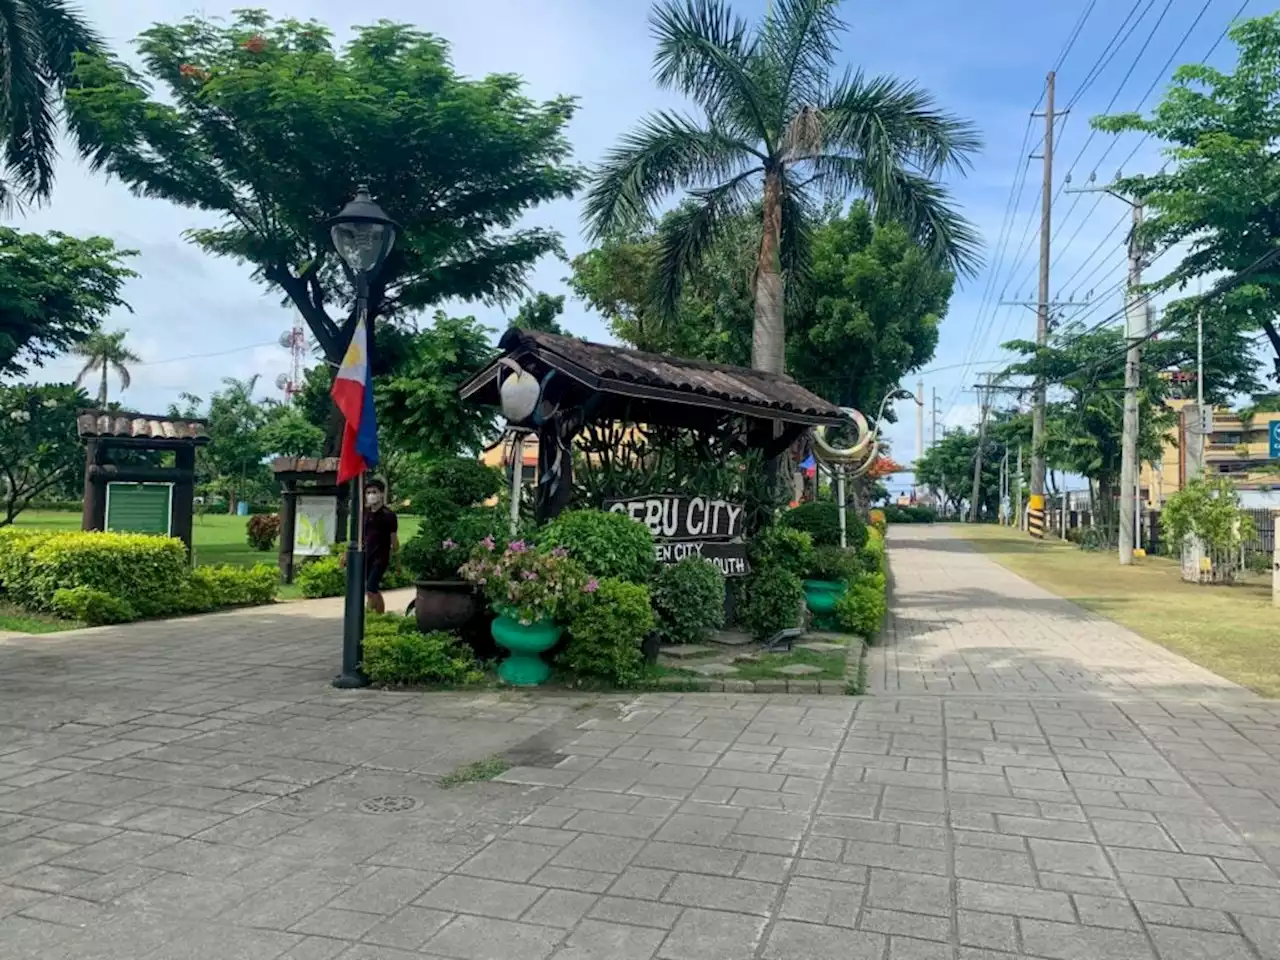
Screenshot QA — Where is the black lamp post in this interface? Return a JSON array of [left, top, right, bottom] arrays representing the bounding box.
[[323, 185, 398, 689]]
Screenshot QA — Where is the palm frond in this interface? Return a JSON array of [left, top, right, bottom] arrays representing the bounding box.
[[880, 167, 984, 278], [651, 168, 759, 316], [819, 69, 982, 175], [582, 110, 757, 240], [0, 0, 56, 200], [649, 0, 773, 147], [111, 360, 131, 389], [761, 0, 843, 120], [72, 357, 97, 386]]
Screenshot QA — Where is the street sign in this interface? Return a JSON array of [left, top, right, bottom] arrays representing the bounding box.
[[1269, 420, 1280, 459]]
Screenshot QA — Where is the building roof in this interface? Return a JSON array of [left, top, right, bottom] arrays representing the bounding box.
[[460, 329, 848, 427], [271, 456, 341, 476], [77, 411, 210, 444]]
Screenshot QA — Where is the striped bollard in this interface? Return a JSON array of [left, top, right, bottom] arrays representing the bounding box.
[[1028, 494, 1045, 540]]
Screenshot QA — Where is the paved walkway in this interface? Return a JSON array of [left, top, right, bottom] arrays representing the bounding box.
[[1, 547, 1279, 959], [870, 526, 1250, 700]]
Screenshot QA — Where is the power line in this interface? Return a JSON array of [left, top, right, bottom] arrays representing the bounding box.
[[1053, 0, 1101, 73], [1063, 0, 1153, 111], [132, 341, 281, 367]]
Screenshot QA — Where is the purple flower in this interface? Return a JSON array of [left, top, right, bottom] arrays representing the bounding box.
[[507, 539, 528, 554], [480, 535, 495, 551], [583, 578, 599, 594], [551, 546, 568, 558], [442, 538, 457, 550], [522, 570, 538, 580]]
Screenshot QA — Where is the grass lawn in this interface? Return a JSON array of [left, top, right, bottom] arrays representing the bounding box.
[[956, 524, 1280, 698], [10, 510, 420, 569], [0, 603, 83, 634]]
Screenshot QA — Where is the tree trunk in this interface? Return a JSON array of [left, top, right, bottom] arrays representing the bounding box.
[[98, 365, 108, 407], [752, 169, 786, 375]]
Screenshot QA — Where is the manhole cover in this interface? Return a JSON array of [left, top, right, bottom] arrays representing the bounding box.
[[358, 795, 420, 815]]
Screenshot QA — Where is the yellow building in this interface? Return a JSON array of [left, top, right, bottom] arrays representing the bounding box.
[[1141, 397, 1280, 506]]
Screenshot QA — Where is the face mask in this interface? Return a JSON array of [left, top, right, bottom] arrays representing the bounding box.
[[366, 491, 384, 508]]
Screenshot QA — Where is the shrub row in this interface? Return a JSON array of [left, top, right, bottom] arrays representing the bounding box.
[[361, 614, 484, 686], [883, 504, 936, 524], [0, 529, 278, 626], [294, 554, 411, 598]]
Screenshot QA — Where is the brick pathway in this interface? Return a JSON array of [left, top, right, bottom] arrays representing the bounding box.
[[2, 561, 1279, 958], [869, 525, 1250, 700]]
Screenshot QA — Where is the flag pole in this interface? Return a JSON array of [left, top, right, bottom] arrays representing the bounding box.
[[335, 290, 370, 689]]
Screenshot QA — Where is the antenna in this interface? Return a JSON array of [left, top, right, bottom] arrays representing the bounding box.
[[278, 314, 307, 400]]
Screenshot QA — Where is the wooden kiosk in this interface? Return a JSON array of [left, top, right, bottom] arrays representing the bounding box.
[[271, 457, 351, 583], [77, 411, 210, 553]]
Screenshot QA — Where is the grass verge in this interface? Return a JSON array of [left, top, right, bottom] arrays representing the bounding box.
[[957, 524, 1280, 698], [0, 603, 81, 634], [438, 756, 511, 788]]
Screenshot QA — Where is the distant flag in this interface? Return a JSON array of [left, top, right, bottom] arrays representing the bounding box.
[[330, 316, 379, 484], [800, 453, 817, 477]]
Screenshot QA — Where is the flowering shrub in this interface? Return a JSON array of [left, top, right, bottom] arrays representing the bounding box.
[[460, 537, 592, 624], [246, 513, 281, 551]]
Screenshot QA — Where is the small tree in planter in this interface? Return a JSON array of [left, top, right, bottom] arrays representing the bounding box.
[[460, 538, 592, 685], [1161, 477, 1256, 584]]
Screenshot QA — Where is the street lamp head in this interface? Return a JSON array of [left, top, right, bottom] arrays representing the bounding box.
[[892, 389, 915, 401], [324, 185, 399, 280]]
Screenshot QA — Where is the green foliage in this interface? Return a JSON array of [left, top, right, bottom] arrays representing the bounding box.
[[738, 567, 804, 641], [461, 539, 590, 624], [246, 514, 280, 551], [375, 316, 500, 461], [1093, 13, 1280, 382], [883, 504, 937, 523], [418, 458, 505, 511], [0, 0, 104, 206], [25, 532, 188, 616], [511, 293, 568, 335], [50, 586, 134, 626], [806, 546, 861, 585], [0, 229, 136, 378], [361, 616, 484, 686], [439, 756, 510, 787], [0, 383, 88, 526], [563, 578, 654, 687], [860, 530, 887, 577], [789, 203, 955, 411], [747, 524, 814, 579], [259, 405, 325, 458], [781, 501, 866, 550], [1161, 477, 1257, 554], [296, 556, 344, 598], [67, 11, 582, 363], [835, 573, 887, 640], [189, 564, 279, 607], [538, 509, 655, 583], [401, 506, 510, 581], [652, 557, 725, 645]]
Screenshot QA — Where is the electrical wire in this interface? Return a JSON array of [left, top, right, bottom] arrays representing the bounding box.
[[1063, 0, 1154, 111], [129, 341, 281, 367], [1053, 0, 1101, 74]]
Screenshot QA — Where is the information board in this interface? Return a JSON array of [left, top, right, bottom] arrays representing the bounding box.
[[105, 483, 172, 536]]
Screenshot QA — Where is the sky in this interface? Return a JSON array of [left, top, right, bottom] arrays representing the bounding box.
[[16, 0, 1263, 491]]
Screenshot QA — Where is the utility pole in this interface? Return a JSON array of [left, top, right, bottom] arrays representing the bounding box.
[[1028, 70, 1057, 540], [1065, 177, 1145, 563], [1015, 444, 1024, 530], [916, 378, 925, 469], [931, 387, 940, 448], [969, 374, 992, 523]]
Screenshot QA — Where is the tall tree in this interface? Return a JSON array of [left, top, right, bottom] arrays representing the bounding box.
[[1093, 13, 1280, 380], [0, 227, 135, 378], [583, 0, 980, 375], [510, 293, 567, 335], [72, 328, 138, 406], [0, 0, 103, 208], [66, 10, 583, 361]]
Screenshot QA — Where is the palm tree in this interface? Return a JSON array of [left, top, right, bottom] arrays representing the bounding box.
[[0, 0, 103, 208], [584, 0, 982, 375], [73, 329, 139, 406]]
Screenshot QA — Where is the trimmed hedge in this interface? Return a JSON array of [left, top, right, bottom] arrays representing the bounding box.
[[781, 501, 868, 550], [0, 529, 279, 624], [563, 578, 654, 688], [361, 614, 484, 686], [538, 509, 655, 584]]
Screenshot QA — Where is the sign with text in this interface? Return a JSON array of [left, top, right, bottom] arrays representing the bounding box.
[[1270, 420, 1280, 459], [604, 494, 749, 577]]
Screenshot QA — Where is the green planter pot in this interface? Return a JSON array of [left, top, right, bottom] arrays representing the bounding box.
[[491, 614, 562, 686], [802, 579, 847, 615]]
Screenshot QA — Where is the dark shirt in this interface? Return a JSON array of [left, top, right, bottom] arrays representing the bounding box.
[[364, 507, 398, 568]]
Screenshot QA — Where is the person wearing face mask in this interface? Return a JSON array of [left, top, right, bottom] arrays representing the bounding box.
[[361, 478, 399, 613]]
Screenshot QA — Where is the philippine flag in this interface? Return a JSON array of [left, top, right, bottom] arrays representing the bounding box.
[[800, 453, 817, 478], [330, 317, 379, 484]]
